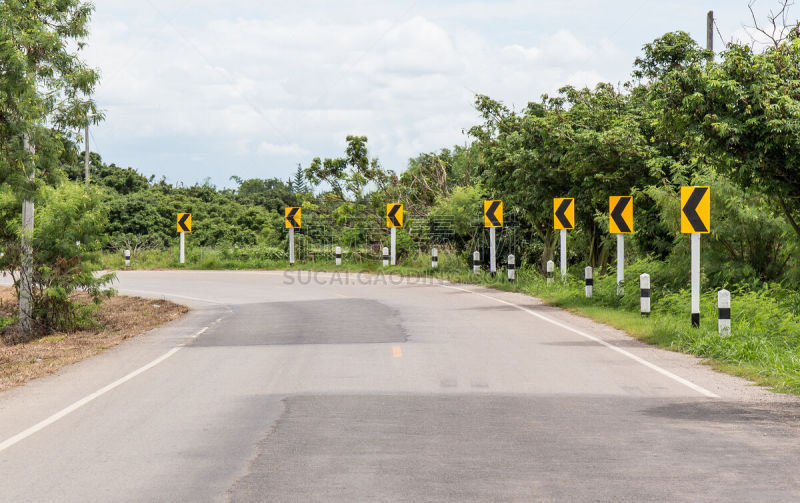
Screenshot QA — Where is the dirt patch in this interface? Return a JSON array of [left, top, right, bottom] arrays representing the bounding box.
[[0, 287, 187, 392]]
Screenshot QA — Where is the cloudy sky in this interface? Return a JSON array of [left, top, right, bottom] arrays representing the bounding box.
[[81, 0, 784, 188]]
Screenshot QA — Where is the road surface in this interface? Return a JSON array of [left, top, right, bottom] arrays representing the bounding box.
[[0, 270, 798, 502]]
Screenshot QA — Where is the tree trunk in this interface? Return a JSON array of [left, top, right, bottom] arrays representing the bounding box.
[[19, 133, 34, 341]]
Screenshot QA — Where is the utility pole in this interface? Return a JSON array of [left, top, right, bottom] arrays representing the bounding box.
[[19, 133, 34, 340], [84, 122, 90, 187], [707, 11, 714, 51]]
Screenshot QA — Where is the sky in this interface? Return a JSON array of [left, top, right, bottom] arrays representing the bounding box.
[[81, 0, 788, 188]]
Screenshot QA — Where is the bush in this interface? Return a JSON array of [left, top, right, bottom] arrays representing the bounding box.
[[0, 182, 115, 340]]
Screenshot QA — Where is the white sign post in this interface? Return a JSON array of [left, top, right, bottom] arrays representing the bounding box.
[[489, 227, 496, 277], [559, 228, 567, 280], [288, 227, 295, 265], [179, 232, 185, 264], [616, 235, 624, 297], [691, 233, 700, 327], [390, 227, 397, 265]]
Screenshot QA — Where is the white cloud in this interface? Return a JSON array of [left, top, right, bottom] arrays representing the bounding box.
[[83, 1, 630, 186]]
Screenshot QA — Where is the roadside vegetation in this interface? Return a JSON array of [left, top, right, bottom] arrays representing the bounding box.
[[0, 286, 186, 391]]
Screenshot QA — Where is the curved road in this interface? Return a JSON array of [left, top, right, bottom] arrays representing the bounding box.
[[0, 270, 799, 501]]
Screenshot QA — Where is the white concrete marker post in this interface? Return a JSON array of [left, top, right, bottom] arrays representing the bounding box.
[[585, 266, 593, 298], [76, 241, 80, 247], [640, 273, 650, 316], [691, 233, 700, 327], [288, 227, 295, 265], [179, 232, 185, 264], [431, 247, 438, 269], [390, 227, 397, 266], [473, 251, 480, 275], [335, 246, 341, 266], [382, 247, 389, 267], [560, 228, 567, 280], [616, 234, 624, 297], [546, 260, 554, 286], [507, 254, 515, 282], [124, 249, 131, 268], [489, 227, 496, 278], [718, 289, 731, 336]]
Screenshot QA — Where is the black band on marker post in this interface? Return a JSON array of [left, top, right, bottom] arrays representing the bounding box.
[[691, 313, 700, 327], [585, 278, 593, 286], [640, 288, 650, 297], [718, 307, 731, 319]]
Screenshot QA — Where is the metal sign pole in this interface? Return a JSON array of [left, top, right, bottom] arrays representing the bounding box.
[[691, 233, 700, 327], [289, 227, 295, 265], [390, 227, 396, 265], [489, 227, 496, 277], [560, 228, 567, 279], [617, 234, 624, 297], [179, 232, 185, 264]]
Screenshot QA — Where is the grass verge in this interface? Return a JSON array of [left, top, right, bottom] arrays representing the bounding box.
[[0, 287, 187, 392]]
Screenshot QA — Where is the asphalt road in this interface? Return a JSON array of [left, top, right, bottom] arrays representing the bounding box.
[[0, 270, 799, 502]]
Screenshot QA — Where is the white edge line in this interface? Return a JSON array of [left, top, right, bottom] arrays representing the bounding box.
[[0, 347, 182, 454], [440, 283, 719, 399]]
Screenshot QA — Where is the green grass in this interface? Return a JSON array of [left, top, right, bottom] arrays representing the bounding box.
[[99, 247, 800, 395]]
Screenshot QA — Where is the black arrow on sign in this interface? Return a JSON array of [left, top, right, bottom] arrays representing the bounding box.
[[178, 213, 191, 232], [387, 204, 401, 226], [555, 199, 573, 229], [286, 207, 300, 228], [610, 196, 632, 233], [485, 201, 501, 226], [682, 187, 708, 232]]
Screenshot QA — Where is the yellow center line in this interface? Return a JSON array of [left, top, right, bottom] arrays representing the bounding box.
[[392, 346, 403, 358]]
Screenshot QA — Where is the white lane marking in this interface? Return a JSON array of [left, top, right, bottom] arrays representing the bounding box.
[[119, 289, 224, 305], [192, 327, 208, 338], [0, 347, 182, 454], [440, 284, 719, 399]]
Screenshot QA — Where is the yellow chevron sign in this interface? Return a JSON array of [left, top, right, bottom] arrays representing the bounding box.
[[177, 213, 192, 233]]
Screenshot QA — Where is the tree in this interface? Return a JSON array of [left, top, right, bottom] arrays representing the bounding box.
[[0, 0, 104, 340], [305, 136, 390, 202], [639, 28, 800, 242], [289, 163, 308, 194]]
